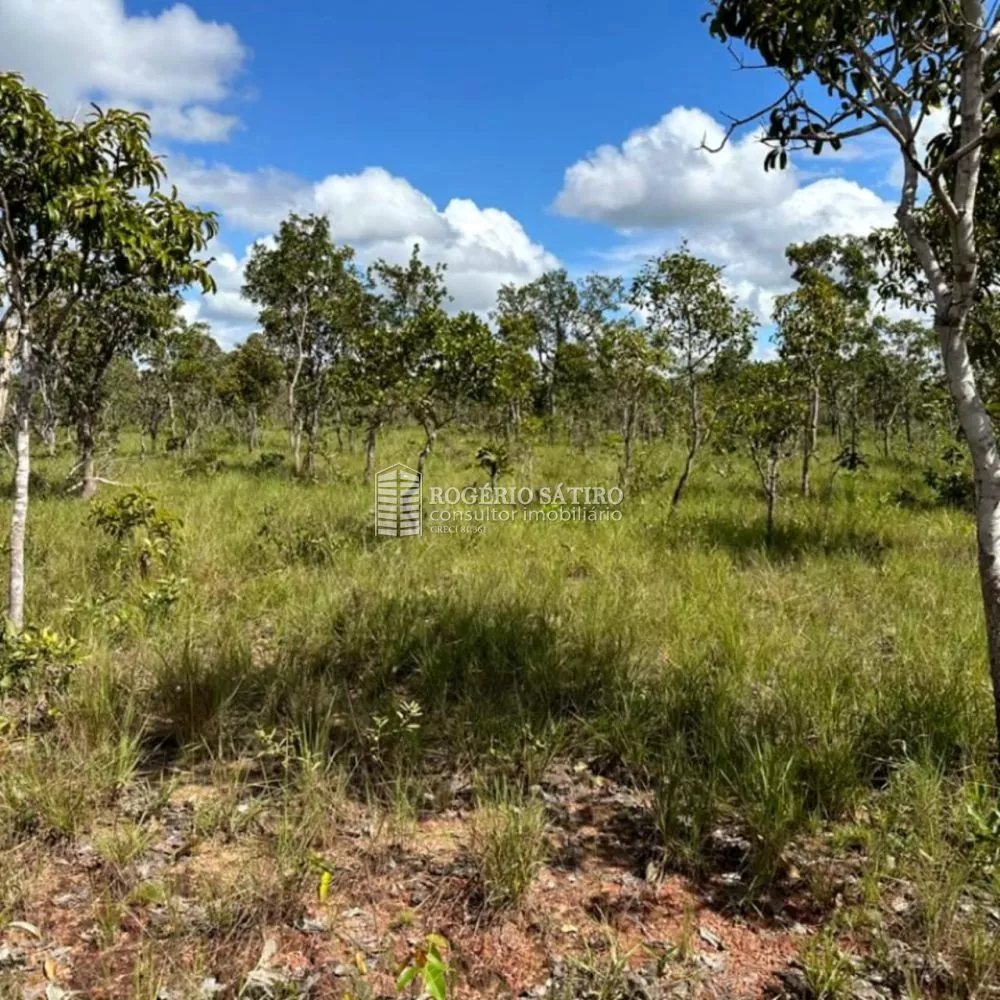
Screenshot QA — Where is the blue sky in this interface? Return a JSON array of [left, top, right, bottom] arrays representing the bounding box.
[[0, 0, 909, 346]]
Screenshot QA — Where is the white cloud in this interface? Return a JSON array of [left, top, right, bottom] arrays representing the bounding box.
[[554, 107, 797, 228], [148, 105, 242, 144], [164, 158, 311, 230], [315, 169, 450, 244], [557, 108, 897, 321], [183, 241, 261, 348], [0, 0, 247, 142], [171, 160, 559, 342]]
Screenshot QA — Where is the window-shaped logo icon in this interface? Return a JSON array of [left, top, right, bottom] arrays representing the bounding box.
[[375, 464, 422, 537]]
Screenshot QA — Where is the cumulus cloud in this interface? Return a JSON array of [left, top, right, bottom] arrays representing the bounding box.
[[0, 0, 247, 142], [182, 240, 262, 348], [315, 169, 450, 245], [554, 107, 798, 229], [164, 158, 311, 231], [556, 107, 898, 320], [174, 164, 559, 344]]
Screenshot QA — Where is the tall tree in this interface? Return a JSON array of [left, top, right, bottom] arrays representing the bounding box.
[[160, 318, 224, 452], [354, 245, 450, 479], [0, 74, 216, 628], [494, 313, 539, 437], [52, 287, 176, 498], [864, 318, 935, 458], [409, 310, 499, 474], [595, 319, 668, 492], [243, 214, 367, 475], [220, 334, 284, 452], [775, 236, 874, 496], [630, 245, 755, 507], [703, 0, 1000, 751], [496, 270, 582, 436]]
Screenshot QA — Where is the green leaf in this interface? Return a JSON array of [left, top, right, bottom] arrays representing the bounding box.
[[424, 960, 448, 1000], [396, 966, 419, 992]]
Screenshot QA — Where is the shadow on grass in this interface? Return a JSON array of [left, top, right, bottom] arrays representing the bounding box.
[[144, 591, 637, 767], [136, 581, 988, 923], [660, 510, 893, 566]]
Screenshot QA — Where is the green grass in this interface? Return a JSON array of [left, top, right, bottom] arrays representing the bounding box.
[[0, 422, 996, 991], [7, 426, 993, 810]]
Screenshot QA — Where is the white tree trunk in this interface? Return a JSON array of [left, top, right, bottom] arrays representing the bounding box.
[[0, 318, 20, 429], [8, 331, 33, 630], [939, 316, 1000, 742]]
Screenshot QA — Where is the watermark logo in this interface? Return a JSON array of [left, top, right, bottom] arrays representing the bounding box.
[[376, 464, 422, 537]]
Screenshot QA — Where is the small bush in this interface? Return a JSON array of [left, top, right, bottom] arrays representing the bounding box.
[[0, 624, 81, 695], [254, 452, 286, 473], [89, 489, 181, 576], [257, 506, 344, 567], [924, 467, 975, 510], [179, 451, 227, 478]]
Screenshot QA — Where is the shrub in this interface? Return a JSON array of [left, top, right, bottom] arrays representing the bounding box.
[[0, 624, 81, 695], [89, 489, 181, 576]]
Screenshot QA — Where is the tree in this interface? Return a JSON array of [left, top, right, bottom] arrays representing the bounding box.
[[556, 340, 602, 450], [595, 319, 668, 492], [496, 270, 581, 436], [370, 243, 448, 326], [729, 362, 807, 543], [353, 245, 450, 480], [494, 313, 539, 438], [161, 318, 224, 452], [409, 310, 499, 474], [704, 0, 1000, 751], [775, 279, 847, 494], [243, 214, 367, 475], [630, 244, 755, 507], [53, 287, 176, 498], [139, 340, 175, 451], [775, 236, 874, 495], [102, 355, 143, 445], [221, 333, 284, 451], [864, 318, 935, 458], [0, 74, 216, 628]]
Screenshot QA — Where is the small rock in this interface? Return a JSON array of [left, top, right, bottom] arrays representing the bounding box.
[[698, 927, 723, 950], [696, 953, 727, 974], [0, 944, 25, 968], [851, 977, 890, 1000]]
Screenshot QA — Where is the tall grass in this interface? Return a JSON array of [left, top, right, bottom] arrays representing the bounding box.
[[0, 424, 992, 893]]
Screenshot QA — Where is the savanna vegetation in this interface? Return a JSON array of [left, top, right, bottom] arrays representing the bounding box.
[[6, 1, 1000, 995]]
